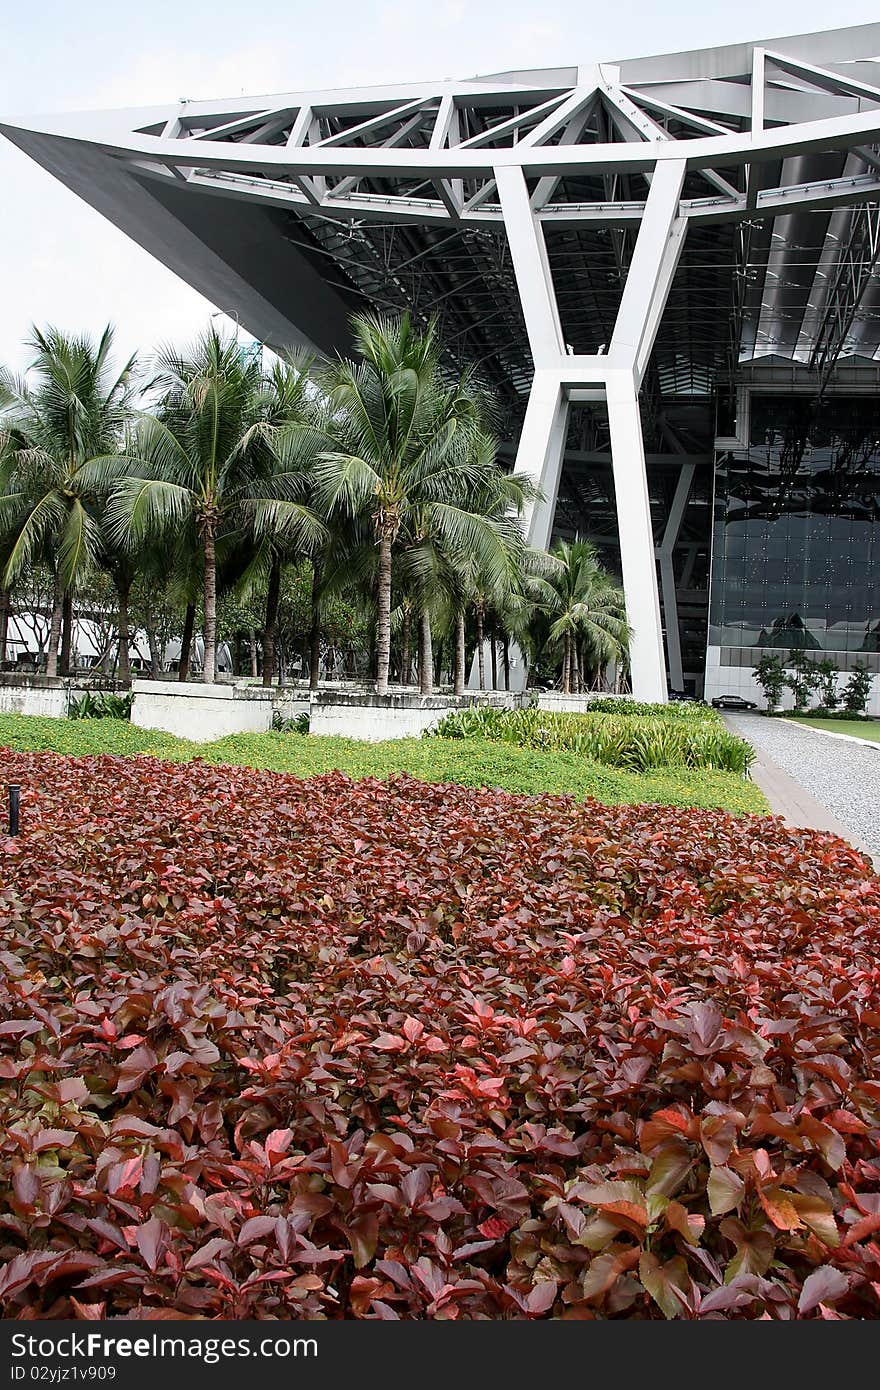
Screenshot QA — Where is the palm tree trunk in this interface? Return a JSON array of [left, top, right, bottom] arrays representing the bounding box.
[[249, 629, 259, 678], [490, 628, 498, 691], [146, 609, 161, 679], [0, 586, 10, 666], [454, 609, 466, 696], [562, 630, 571, 695], [60, 590, 74, 676], [476, 603, 485, 691], [202, 526, 217, 685], [400, 604, 411, 686], [46, 568, 64, 679], [309, 561, 322, 692], [116, 579, 131, 687], [179, 603, 195, 682], [503, 636, 510, 692], [376, 527, 393, 697], [419, 609, 433, 696], [262, 557, 281, 688]]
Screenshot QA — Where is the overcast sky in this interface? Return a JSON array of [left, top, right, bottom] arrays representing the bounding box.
[[1, 0, 878, 373]]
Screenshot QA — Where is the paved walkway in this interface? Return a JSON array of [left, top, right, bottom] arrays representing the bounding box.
[[725, 714, 879, 867]]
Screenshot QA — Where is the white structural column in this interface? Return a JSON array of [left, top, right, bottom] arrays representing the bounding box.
[[606, 159, 687, 700], [498, 155, 688, 702], [512, 371, 570, 549], [495, 164, 564, 366], [609, 158, 688, 382], [496, 163, 570, 550], [604, 369, 668, 701], [656, 461, 696, 691]]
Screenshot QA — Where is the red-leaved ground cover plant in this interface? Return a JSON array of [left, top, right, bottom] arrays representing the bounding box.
[[1, 749, 879, 1320]]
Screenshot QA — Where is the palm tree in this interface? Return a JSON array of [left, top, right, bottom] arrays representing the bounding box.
[[310, 312, 488, 697], [437, 434, 537, 694], [0, 326, 137, 676], [544, 540, 630, 693], [237, 355, 324, 687], [107, 328, 321, 684]]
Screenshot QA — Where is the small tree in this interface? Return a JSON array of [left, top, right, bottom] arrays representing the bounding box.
[[814, 657, 840, 711], [753, 653, 786, 712], [785, 651, 819, 712], [842, 660, 875, 716]]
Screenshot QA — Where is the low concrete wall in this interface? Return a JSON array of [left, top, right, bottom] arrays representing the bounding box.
[[307, 689, 531, 742], [0, 674, 127, 719], [536, 692, 628, 714], [0, 682, 70, 717], [131, 680, 274, 742]]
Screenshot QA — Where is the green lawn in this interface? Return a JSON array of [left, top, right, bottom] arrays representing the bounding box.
[[790, 716, 880, 744], [0, 712, 768, 816]]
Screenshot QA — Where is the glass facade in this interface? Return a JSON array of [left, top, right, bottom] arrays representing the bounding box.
[[710, 393, 880, 669]]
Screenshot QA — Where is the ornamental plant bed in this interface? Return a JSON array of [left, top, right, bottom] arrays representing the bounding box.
[[0, 749, 879, 1321]]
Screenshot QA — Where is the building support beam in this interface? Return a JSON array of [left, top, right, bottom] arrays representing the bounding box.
[[502, 158, 687, 702], [511, 371, 569, 550], [496, 164, 564, 364], [605, 368, 668, 702], [609, 157, 687, 381], [656, 462, 696, 691]]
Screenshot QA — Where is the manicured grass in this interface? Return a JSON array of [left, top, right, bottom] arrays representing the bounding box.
[[0, 712, 768, 815], [790, 716, 880, 744]]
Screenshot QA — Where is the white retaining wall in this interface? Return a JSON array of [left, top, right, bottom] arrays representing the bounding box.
[[305, 689, 528, 742], [131, 680, 274, 742], [536, 692, 630, 714], [0, 683, 70, 718], [309, 702, 446, 741]]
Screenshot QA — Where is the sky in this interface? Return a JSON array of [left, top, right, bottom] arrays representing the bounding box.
[[1, 0, 879, 374]]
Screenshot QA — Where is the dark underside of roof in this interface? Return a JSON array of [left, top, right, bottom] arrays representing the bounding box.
[[266, 155, 880, 455]]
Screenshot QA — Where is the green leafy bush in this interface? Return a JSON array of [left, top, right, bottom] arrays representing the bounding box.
[[430, 706, 753, 774], [272, 710, 310, 734], [68, 690, 133, 721], [753, 653, 786, 711], [842, 661, 875, 715], [580, 696, 715, 719]]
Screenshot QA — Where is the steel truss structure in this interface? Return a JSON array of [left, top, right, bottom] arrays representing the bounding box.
[[5, 23, 880, 697]]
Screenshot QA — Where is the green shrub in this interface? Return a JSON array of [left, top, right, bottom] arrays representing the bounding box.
[[842, 661, 875, 715], [430, 706, 753, 774], [581, 696, 715, 720], [69, 690, 133, 721], [753, 653, 786, 711], [785, 652, 820, 712], [272, 709, 310, 734]]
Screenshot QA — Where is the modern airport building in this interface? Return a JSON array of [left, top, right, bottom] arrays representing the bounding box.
[[4, 24, 880, 705]]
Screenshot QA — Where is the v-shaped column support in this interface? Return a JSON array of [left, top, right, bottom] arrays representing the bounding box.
[[498, 158, 688, 702]]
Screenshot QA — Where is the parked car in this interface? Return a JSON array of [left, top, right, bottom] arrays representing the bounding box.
[[668, 688, 700, 702], [711, 694, 757, 711]]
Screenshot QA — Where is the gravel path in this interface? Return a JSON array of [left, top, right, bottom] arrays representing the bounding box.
[[727, 714, 880, 861]]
